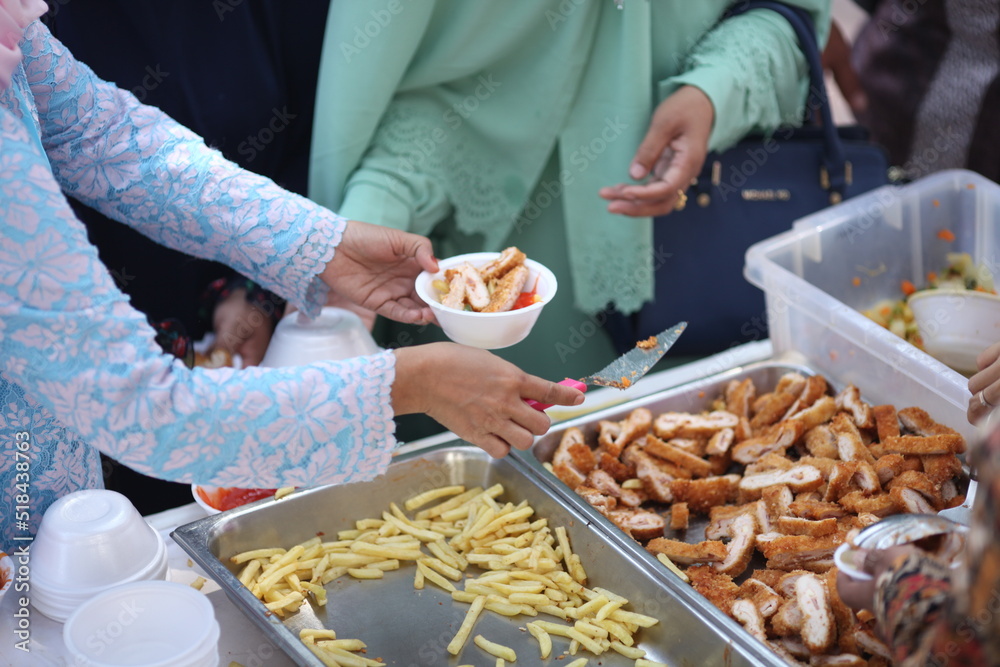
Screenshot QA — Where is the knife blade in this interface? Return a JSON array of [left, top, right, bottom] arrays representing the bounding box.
[[526, 321, 687, 410]]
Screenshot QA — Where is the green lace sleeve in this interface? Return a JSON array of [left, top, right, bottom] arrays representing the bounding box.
[[660, 1, 831, 152]]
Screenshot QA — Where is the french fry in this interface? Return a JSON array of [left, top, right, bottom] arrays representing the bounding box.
[[417, 560, 457, 593], [347, 567, 383, 580], [566, 659, 589, 667], [473, 635, 517, 662], [447, 595, 487, 655], [230, 548, 285, 564], [304, 642, 342, 667], [418, 557, 462, 581], [609, 640, 645, 659], [299, 629, 338, 642], [655, 553, 691, 584], [636, 660, 670, 667], [274, 486, 295, 500], [526, 622, 552, 659], [263, 590, 303, 612], [233, 482, 657, 664], [405, 485, 466, 511], [238, 559, 262, 587]]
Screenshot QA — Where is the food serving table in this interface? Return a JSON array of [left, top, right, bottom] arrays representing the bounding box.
[[0, 341, 774, 666]]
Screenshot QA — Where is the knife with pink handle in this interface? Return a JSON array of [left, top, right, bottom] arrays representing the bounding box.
[[526, 322, 687, 410]]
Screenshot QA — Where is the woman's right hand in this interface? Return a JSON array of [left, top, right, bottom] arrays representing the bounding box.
[[391, 343, 585, 457], [968, 341, 1000, 424]]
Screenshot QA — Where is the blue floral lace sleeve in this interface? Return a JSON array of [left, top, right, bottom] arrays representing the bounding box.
[[0, 23, 398, 549]]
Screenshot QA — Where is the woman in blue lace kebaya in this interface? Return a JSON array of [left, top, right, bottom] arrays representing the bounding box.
[[0, 5, 585, 549]]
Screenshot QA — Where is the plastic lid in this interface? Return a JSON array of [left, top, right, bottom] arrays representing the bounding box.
[[63, 581, 220, 667]]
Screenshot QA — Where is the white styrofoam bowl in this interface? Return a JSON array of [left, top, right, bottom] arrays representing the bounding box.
[[30, 490, 168, 622], [261, 307, 380, 368], [415, 252, 557, 350], [63, 580, 220, 667], [908, 288, 1000, 375]]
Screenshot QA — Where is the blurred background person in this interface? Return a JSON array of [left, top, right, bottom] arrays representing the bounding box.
[[309, 0, 829, 438], [43, 1, 331, 512], [0, 11, 585, 546], [825, 0, 1000, 181]]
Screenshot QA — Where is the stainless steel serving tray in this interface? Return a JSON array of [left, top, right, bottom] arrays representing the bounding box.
[[516, 360, 831, 665], [172, 443, 775, 666]]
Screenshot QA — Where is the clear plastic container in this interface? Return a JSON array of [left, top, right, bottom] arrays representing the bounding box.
[[745, 169, 1000, 442]]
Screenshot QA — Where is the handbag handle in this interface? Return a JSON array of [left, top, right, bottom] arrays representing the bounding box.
[[725, 1, 850, 197]]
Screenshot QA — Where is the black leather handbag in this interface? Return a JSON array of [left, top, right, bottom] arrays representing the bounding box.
[[623, 1, 891, 357]]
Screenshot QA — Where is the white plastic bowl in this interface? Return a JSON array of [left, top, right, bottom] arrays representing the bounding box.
[[64, 580, 220, 667], [908, 289, 1000, 374], [30, 490, 168, 622], [261, 307, 380, 368], [191, 485, 222, 515], [415, 252, 557, 349], [191, 484, 278, 515]]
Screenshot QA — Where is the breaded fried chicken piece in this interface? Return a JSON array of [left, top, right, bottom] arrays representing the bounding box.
[[551, 427, 596, 489], [604, 508, 665, 541], [482, 263, 529, 312], [732, 599, 768, 642], [738, 578, 783, 618], [795, 572, 835, 653], [646, 537, 727, 565], [715, 512, 757, 577], [687, 565, 739, 616], [670, 475, 741, 513]]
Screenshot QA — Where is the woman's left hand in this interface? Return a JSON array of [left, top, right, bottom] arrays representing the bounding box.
[[320, 220, 439, 325], [599, 85, 714, 217]]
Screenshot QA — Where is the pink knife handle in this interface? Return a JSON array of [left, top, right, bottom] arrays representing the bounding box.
[[525, 379, 588, 411]]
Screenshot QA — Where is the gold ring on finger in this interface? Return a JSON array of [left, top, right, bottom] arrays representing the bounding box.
[[674, 189, 688, 211]]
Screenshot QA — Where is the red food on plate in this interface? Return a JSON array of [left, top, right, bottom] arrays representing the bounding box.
[[197, 486, 276, 511]]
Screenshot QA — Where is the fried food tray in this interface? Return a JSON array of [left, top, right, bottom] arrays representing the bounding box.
[[172, 444, 779, 666], [517, 358, 972, 665]]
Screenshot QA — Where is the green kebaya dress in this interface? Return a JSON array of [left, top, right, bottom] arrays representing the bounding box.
[[309, 0, 830, 417]]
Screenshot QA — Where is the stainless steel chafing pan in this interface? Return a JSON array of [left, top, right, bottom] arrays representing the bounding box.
[[173, 443, 780, 666]]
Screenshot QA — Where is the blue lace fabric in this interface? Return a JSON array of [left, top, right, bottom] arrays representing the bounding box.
[[0, 22, 398, 549]]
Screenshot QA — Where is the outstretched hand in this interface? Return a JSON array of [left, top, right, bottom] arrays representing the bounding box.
[[599, 85, 714, 217], [391, 343, 585, 458], [320, 220, 438, 325], [968, 341, 1000, 424]]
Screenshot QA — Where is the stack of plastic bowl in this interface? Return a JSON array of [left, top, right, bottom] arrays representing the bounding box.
[[63, 580, 220, 667], [30, 489, 168, 622]]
